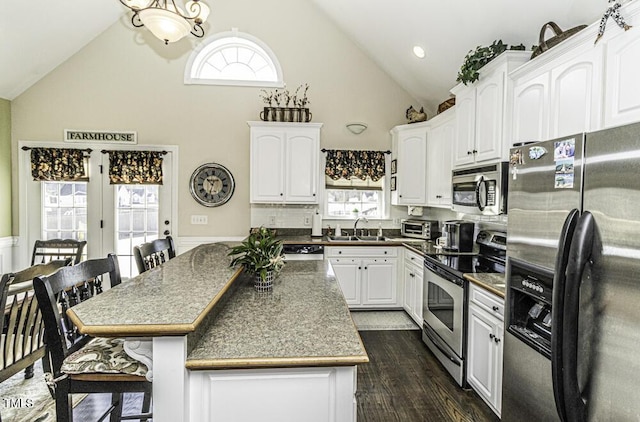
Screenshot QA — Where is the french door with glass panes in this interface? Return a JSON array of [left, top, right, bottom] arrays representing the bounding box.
[[21, 143, 175, 278]]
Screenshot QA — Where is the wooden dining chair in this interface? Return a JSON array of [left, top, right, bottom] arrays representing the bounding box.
[[33, 254, 151, 422], [133, 236, 176, 274], [0, 260, 70, 383], [31, 239, 87, 266]]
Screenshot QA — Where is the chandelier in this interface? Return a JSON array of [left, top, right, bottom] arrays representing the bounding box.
[[119, 0, 210, 45]]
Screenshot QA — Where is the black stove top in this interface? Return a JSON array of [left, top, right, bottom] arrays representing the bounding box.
[[424, 253, 505, 278]]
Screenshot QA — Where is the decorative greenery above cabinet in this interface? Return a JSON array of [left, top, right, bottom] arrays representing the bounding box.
[[248, 121, 323, 204], [450, 51, 530, 168]]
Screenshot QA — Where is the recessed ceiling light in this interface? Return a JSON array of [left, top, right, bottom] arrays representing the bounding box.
[[413, 46, 426, 59]]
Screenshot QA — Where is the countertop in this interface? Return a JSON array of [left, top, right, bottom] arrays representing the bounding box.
[[68, 242, 242, 337], [463, 273, 506, 298], [186, 260, 369, 370]]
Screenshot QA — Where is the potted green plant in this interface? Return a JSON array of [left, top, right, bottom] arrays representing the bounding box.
[[228, 227, 285, 291], [456, 40, 526, 85]]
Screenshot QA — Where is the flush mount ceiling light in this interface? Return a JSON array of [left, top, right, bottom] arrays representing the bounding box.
[[346, 123, 368, 135], [413, 45, 426, 59], [119, 0, 210, 45]]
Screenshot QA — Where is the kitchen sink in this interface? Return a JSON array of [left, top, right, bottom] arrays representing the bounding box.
[[327, 235, 387, 242]]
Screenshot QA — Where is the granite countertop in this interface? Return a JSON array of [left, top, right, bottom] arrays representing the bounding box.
[[186, 260, 369, 369], [68, 243, 241, 337], [464, 273, 506, 298]]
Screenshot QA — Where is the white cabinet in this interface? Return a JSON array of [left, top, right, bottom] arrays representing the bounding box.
[[603, 22, 640, 128], [426, 109, 455, 207], [390, 123, 428, 205], [402, 249, 424, 326], [326, 247, 399, 309], [511, 42, 603, 144], [249, 122, 322, 204], [467, 283, 504, 417], [451, 52, 529, 168]]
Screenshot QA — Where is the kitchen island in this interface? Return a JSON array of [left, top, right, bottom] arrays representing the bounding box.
[[67, 243, 368, 422]]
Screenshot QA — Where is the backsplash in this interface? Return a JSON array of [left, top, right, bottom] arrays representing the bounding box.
[[251, 204, 506, 233]]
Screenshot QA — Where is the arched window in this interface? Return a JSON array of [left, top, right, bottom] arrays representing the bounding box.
[[184, 30, 283, 87]]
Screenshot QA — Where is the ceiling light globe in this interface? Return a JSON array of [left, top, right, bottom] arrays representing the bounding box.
[[413, 45, 426, 59], [127, 0, 153, 10], [138, 8, 191, 43]]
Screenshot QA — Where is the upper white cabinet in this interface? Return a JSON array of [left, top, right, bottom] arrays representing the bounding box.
[[603, 8, 640, 128], [426, 109, 455, 208], [391, 123, 428, 206], [510, 41, 603, 144], [451, 52, 530, 168], [249, 122, 322, 204]]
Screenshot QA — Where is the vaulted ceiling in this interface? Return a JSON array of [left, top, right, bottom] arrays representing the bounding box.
[[0, 0, 614, 111]]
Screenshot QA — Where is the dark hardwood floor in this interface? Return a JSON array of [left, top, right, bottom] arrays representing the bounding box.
[[357, 330, 499, 422]]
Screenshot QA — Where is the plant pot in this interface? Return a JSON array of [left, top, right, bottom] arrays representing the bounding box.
[[254, 270, 274, 292]]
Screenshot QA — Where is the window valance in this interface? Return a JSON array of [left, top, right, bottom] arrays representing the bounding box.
[[104, 150, 165, 185], [29, 147, 90, 182], [324, 149, 386, 182]]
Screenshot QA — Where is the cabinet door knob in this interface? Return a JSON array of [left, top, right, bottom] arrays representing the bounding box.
[[489, 333, 495, 340], [494, 337, 501, 344], [467, 151, 472, 155], [313, 193, 316, 196], [472, 149, 478, 154], [364, 267, 368, 270], [338, 251, 342, 254], [384, 251, 388, 255], [280, 193, 283, 196], [358, 267, 362, 270], [492, 306, 499, 311]]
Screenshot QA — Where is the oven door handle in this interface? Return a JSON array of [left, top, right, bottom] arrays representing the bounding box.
[[423, 324, 460, 366]]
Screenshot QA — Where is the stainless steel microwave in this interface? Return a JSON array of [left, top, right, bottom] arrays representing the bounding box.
[[451, 162, 509, 215]]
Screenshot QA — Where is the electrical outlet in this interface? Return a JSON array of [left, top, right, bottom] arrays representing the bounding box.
[[268, 215, 276, 226], [191, 215, 208, 225], [304, 214, 312, 226]]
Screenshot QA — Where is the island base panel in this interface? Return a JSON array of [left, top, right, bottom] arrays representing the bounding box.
[[189, 366, 358, 422]]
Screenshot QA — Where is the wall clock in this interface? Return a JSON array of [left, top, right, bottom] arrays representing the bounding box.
[[189, 163, 235, 207]]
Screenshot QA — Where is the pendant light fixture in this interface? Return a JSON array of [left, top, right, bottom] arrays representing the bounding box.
[[119, 0, 210, 45]]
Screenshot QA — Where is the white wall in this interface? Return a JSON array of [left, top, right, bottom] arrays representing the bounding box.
[[10, 0, 417, 239]]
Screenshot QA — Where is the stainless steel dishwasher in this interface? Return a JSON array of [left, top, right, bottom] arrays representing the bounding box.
[[282, 244, 325, 261]]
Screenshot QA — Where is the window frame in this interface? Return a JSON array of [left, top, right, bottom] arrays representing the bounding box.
[[184, 30, 284, 88], [322, 155, 391, 221]]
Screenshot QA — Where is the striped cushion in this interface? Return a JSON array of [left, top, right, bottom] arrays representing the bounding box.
[[61, 337, 148, 377]]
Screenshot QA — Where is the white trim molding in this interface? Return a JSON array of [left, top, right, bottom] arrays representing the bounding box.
[[0, 236, 18, 274]]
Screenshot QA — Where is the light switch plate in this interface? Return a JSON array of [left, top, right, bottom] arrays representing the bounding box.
[[191, 215, 208, 225]]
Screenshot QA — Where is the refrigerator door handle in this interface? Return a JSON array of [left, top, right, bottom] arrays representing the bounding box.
[[562, 211, 595, 422], [551, 208, 580, 422]]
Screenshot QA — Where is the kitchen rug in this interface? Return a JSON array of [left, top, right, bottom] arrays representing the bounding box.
[[351, 311, 420, 331]]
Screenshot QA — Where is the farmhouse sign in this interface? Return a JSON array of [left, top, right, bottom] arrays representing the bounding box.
[[64, 129, 137, 144]]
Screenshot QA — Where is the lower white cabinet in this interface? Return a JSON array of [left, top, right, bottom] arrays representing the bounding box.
[[326, 247, 399, 308], [403, 249, 424, 326], [466, 283, 504, 417]]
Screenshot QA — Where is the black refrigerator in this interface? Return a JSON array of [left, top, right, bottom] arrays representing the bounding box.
[[503, 121, 640, 421]]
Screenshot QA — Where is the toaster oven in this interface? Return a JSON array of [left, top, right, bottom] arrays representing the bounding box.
[[401, 219, 440, 240]]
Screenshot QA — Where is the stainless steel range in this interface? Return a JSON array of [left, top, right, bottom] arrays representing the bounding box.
[[422, 230, 506, 386]]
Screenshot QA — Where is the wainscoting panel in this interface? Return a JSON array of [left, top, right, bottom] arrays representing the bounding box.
[[0, 237, 17, 274]]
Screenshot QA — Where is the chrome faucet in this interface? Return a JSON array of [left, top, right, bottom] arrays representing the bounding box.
[[354, 217, 369, 237]]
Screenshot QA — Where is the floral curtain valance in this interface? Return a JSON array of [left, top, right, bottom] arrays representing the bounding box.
[[324, 149, 386, 182], [30, 148, 89, 182], [105, 150, 165, 185]]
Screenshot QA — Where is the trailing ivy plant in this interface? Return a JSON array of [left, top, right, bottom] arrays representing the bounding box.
[[456, 40, 526, 85]]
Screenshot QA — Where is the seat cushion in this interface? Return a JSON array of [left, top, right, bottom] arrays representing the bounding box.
[[61, 337, 148, 377]]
